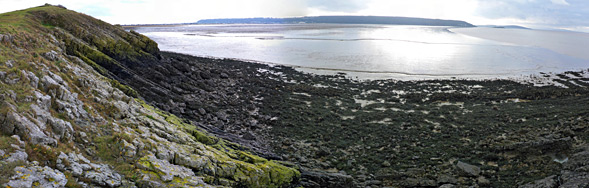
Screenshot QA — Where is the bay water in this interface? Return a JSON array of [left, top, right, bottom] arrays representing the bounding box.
[[133, 24, 589, 80]]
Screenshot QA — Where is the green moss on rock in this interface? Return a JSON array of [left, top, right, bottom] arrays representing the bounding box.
[[136, 99, 300, 187], [109, 79, 138, 98]]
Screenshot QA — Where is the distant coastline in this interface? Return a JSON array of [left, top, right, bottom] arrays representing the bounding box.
[[121, 15, 475, 28], [120, 23, 189, 28], [196, 16, 475, 27], [477, 25, 530, 29]]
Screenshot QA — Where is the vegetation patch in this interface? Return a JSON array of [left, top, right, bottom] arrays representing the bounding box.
[[0, 160, 27, 185]]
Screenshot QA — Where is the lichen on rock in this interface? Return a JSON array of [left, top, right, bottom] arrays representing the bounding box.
[[5, 165, 68, 188]]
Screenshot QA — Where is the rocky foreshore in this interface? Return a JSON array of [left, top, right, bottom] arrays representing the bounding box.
[[1, 4, 588, 188], [109, 47, 589, 187], [256, 67, 589, 187], [147, 52, 589, 187]]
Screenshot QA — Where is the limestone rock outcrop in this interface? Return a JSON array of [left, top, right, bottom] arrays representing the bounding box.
[[0, 4, 300, 188]]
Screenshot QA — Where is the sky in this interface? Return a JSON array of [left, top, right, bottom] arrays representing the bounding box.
[[1, 0, 588, 32]]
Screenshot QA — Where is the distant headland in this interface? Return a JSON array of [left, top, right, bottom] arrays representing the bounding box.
[[197, 16, 475, 27]]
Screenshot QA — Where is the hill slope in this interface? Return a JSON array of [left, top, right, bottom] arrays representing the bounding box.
[[197, 16, 475, 27], [0, 4, 299, 187]]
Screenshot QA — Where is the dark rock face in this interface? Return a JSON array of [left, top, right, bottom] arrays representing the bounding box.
[[121, 52, 285, 158], [456, 161, 480, 177], [58, 46, 285, 158], [519, 175, 557, 188], [300, 170, 355, 188], [520, 146, 589, 188]]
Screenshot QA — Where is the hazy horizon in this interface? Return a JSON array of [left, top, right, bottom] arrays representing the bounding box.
[[1, 0, 588, 32]]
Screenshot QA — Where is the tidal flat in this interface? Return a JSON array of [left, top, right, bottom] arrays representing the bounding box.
[[153, 52, 589, 187]]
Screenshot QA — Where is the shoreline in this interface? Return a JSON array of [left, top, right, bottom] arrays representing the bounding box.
[[165, 50, 589, 84]]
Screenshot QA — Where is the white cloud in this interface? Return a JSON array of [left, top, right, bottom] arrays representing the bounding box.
[[356, 0, 478, 20], [104, 0, 310, 24], [551, 0, 570, 5]]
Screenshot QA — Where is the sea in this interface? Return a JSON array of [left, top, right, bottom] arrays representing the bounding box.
[[132, 24, 589, 80]]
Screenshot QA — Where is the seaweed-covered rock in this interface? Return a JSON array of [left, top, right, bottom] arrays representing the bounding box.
[[519, 175, 557, 188], [301, 170, 354, 188], [439, 184, 456, 188], [437, 174, 458, 184], [456, 161, 480, 177], [559, 147, 589, 187]]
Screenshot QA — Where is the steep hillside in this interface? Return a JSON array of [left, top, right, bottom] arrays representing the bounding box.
[[0, 4, 299, 188], [9, 4, 282, 159]]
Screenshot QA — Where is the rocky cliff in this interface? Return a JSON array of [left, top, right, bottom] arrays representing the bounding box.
[[0, 4, 299, 188]]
